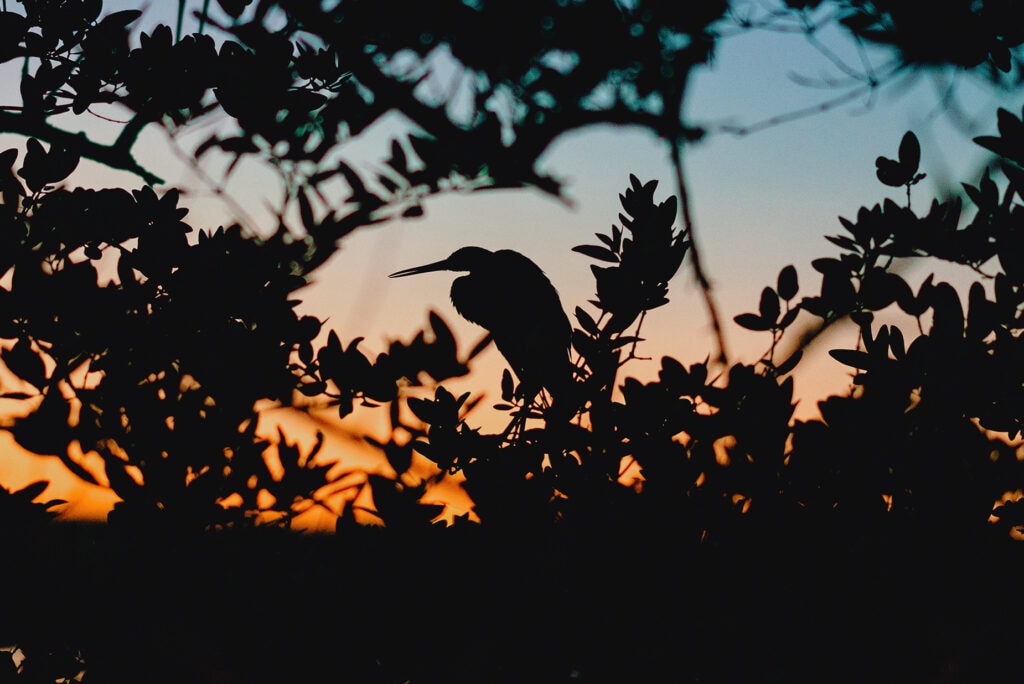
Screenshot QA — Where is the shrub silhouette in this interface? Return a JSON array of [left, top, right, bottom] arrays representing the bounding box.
[[3, 1, 1024, 682]]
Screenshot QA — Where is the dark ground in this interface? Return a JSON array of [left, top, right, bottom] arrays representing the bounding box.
[[2, 520, 1022, 683]]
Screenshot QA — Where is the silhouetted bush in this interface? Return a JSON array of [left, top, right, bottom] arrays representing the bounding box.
[[3, 1, 1024, 682]]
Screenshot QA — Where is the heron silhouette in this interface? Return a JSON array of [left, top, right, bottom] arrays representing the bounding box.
[[389, 246, 575, 421]]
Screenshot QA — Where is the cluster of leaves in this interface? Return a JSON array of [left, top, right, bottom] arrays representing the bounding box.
[[837, 0, 1024, 76], [6, 0, 1021, 222], [295, 311, 476, 420], [729, 116, 1024, 538], [10, 126, 1015, 540], [0, 480, 64, 531], [3, 0, 1024, 540], [358, 175, 689, 528], [573, 175, 689, 334], [349, 115, 1024, 545], [187, 0, 728, 266], [0, 128, 504, 531], [359, 185, 781, 535], [0, 0, 732, 253], [0, 0, 709, 532], [733, 264, 801, 375], [770, 0, 1024, 79], [0, 138, 347, 529]]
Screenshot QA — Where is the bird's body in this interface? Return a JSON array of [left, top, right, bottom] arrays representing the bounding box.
[[390, 247, 573, 407]]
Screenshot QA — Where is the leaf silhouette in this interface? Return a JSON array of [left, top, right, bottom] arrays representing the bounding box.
[[875, 131, 920, 187], [734, 312, 772, 331], [758, 287, 780, 326], [572, 244, 619, 263], [777, 265, 798, 300]]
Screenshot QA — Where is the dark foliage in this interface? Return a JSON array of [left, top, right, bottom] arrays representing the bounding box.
[[2, 1, 1024, 682], [774, 0, 1024, 76]]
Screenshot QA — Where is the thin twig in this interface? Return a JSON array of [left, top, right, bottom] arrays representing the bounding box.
[[626, 310, 647, 362], [799, 13, 878, 85], [711, 84, 874, 137], [854, 34, 879, 84], [85, 108, 132, 124]]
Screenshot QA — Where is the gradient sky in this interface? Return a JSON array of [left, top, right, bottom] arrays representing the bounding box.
[[1, 1, 1023, 525]]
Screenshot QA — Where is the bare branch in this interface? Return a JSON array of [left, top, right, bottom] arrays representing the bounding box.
[[669, 137, 728, 365], [0, 110, 163, 186], [710, 84, 876, 137]]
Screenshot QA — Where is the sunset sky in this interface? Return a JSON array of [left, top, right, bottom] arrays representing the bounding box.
[[1, 1, 1023, 526]]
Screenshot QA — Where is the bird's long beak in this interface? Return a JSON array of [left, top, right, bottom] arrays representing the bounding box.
[[388, 258, 451, 278]]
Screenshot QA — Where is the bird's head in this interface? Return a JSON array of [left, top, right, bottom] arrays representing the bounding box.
[[389, 246, 493, 277]]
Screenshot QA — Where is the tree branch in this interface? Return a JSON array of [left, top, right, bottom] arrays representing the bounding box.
[[670, 136, 728, 365], [0, 110, 164, 186]]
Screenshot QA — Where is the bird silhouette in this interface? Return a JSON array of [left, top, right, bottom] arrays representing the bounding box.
[[389, 246, 574, 416]]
